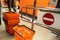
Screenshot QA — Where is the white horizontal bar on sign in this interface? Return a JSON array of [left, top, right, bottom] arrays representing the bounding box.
[[43, 17, 54, 22]]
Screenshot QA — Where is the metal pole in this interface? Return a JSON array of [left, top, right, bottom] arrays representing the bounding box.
[[31, 0, 37, 29]]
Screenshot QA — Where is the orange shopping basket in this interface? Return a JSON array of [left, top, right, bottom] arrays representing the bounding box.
[[2, 0, 6, 5], [3, 12, 19, 20], [20, 0, 55, 17], [3, 19, 19, 35], [7, 20, 19, 25], [3, 11, 20, 35], [13, 25, 35, 40], [6, 24, 14, 35]]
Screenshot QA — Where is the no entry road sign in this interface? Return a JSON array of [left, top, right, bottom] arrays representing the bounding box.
[[37, 8, 60, 29], [42, 13, 55, 25]]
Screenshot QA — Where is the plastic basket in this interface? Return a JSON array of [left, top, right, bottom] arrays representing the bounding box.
[[13, 25, 35, 40]]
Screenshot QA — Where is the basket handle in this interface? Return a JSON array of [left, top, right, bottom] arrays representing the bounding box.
[[20, 0, 37, 30]]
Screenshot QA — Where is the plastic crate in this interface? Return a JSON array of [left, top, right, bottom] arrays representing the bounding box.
[[13, 25, 35, 40], [3, 12, 19, 20]]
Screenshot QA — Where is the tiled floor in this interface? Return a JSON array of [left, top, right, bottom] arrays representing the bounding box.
[[0, 6, 60, 40]]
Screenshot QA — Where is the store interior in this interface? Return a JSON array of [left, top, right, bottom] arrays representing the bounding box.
[[0, 0, 60, 40]]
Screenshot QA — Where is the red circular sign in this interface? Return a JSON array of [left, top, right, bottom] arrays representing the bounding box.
[[42, 13, 55, 25]]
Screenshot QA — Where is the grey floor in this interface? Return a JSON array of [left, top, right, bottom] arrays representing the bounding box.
[[0, 4, 60, 40]]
